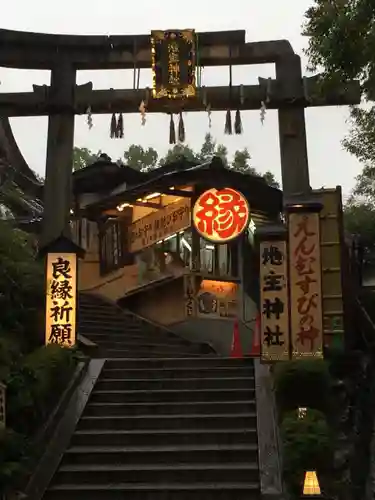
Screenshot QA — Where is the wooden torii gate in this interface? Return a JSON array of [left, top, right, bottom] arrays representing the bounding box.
[[0, 28, 361, 245]]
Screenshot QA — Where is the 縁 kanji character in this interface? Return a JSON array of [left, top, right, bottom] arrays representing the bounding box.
[[264, 325, 284, 347], [263, 270, 283, 292], [50, 279, 73, 300], [48, 324, 73, 345], [52, 257, 72, 280], [195, 188, 248, 240], [263, 297, 284, 320], [262, 245, 284, 266]]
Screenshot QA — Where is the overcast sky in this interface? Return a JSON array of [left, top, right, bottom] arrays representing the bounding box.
[[0, 0, 362, 196]]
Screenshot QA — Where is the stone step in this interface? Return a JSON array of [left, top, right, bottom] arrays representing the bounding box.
[[103, 357, 253, 370], [79, 317, 141, 328], [71, 428, 258, 447], [84, 400, 256, 417], [89, 387, 255, 404], [53, 463, 259, 486], [95, 377, 255, 392], [82, 331, 189, 345], [103, 349, 203, 358], [45, 481, 260, 500], [77, 413, 258, 431], [79, 311, 139, 322], [101, 366, 254, 379], [62, 443, 259, 466], [94, 341, 196, 352]]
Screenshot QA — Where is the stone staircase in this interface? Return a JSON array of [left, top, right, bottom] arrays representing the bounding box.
[[77, 293, 213, 358], [42, 294, 261, 500]]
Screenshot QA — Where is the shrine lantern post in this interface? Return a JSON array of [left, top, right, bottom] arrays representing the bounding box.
[[38, 235, 85, 348]]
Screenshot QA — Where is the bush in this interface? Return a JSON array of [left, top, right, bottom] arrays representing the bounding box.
[[0, 335, 21, 382], [6, 344, 77, 435], [0, 425, 27, 493], [273, 359, 332, 416], [0, 222, 44, 351], [281, 409, 334, 498]]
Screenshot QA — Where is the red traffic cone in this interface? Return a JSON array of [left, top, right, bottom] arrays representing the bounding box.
[[250, 313, 261, 356], [230, 319, 243, 358]]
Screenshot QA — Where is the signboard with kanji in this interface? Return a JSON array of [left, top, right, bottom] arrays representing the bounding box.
[[260, 240, 290, 361], [129, 198, 191, 253], [288, 212, 323, 358], [151, 29, 196, 100], [45, 253, 77, 347], [192, 188, 250, 244]]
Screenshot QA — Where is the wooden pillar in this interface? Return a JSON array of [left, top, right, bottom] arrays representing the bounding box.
[[42, 60, 76, 246], [276, 55, 310, 198]]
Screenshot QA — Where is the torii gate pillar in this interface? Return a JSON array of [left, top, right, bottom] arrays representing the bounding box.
[[277, 55, 310, 198], [42, 59, 76, 246]]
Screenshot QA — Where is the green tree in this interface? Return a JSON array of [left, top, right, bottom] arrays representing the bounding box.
[[124, 145, 159, 171], [160, 133, 228, 166], [72, 147, 100, 172], [160, 143, 196, 165], [303, 1, 375, 165], [72, 134, 279, 187]]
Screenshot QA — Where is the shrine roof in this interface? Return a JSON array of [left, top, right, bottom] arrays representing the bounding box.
[[0, 116, 43, 228], [81, 155, 283, 218]]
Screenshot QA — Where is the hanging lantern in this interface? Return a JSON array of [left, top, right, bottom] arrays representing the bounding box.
[[151, 29, 196, 100], [303, 471, 321, 496]]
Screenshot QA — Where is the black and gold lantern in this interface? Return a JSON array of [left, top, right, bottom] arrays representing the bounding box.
[[151, 29, 196, 100]]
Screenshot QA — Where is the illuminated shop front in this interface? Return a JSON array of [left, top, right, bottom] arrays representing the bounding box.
[[73, 156, 283, 343]]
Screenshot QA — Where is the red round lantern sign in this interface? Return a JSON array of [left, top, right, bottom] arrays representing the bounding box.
[[192, 187, 250, 243]]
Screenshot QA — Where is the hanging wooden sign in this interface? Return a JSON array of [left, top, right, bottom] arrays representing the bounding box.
[[288, 212, 324, 359], [259, 240, 290, 361], [151, 29, 196, 100], [128, 198, 191, 253]]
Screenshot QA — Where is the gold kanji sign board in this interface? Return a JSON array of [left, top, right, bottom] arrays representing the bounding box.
[[151, 29, 196, 100]]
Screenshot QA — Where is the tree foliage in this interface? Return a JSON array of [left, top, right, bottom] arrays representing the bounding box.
[[304, 1, 375, 260], [303, 0, 375, 165], [72, 147, 100, 171], [73, 133, 279, 187]]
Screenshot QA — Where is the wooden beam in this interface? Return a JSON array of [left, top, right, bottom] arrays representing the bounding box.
[[0, 78, 360, 117], [0, 27, 294, 70], [162, 189, 193, 198]]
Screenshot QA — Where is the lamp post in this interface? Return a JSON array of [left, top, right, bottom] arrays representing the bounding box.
[[38, 234, 85, 348]]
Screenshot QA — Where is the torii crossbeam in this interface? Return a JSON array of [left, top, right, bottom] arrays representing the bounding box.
[[0, 28, 361, 245]]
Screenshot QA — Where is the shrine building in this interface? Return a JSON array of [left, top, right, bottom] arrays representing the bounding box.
[[73, 154, 283, 355]]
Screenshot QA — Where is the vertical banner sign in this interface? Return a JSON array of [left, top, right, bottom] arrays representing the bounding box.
[[151, 30, 196, 100], [289, 213, 323, 358], [45, 253, 77, 347], [260, 240, 290, 361], [184, 274, 197, 318]]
